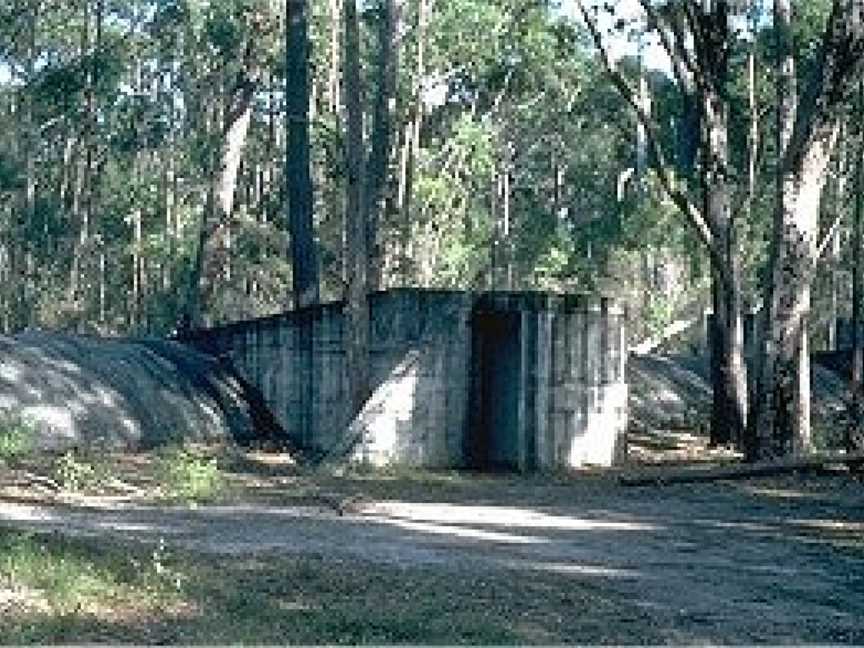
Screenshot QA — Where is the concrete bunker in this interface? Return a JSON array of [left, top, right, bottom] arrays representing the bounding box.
[[181, 289, 628, 470]]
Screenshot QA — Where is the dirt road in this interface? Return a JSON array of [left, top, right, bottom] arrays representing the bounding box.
[[1, 472, 862, 643]]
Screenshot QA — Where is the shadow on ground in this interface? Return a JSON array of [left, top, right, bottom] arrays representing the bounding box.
[[1, 460, 863, 644]]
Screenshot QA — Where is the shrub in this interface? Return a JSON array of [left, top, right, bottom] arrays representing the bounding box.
[[0, 410, 37, 462], [156, 444, 226, 503], [53, 450, 111, 492]]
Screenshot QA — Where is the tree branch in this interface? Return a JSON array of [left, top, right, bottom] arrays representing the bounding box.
[[577, 1, 715, 252], [637, 0, 702, 93]]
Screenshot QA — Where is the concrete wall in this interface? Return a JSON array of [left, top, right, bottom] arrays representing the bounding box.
[[182, 289, 627, 470], [470, 293, 627, 470]]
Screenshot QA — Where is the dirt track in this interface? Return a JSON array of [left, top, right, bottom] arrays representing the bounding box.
[[2, 472, 863, 644]]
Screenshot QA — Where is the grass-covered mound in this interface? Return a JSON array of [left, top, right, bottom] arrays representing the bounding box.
[[0, 332, 284, 451]]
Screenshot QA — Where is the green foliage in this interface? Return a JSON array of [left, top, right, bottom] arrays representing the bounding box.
[[642, 294, 676, 340], [155, 444, 226, 503], [53, 450, 113, 493], [0, 411, 37, 462], [0, 0, 855, 379]]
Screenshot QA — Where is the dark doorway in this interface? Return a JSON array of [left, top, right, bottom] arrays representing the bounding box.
[[471, 311, 521, 469]]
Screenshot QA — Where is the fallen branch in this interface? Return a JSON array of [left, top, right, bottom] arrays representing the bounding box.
[[620, 450, 864, 487]]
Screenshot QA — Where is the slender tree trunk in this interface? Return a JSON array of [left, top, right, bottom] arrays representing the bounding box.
[[287, 0, 319, 309], [132, 152, 143, 330], [185, 41, 257, 328], [343, 0, 370, 417], [827, 132, 844, 351], [743, 2, 760, 400], [328, 0, 342, 114], [502, 144, 513, 289], [68, 2, 100, 318], [397, 122, 412, 282], [16, 0, 37, 330], [699, 3, 746, 447], [400, 0, 428, 284], [365, 0, 401, 291], [850, 80, 864, 456], [635, 57, 650, 182]]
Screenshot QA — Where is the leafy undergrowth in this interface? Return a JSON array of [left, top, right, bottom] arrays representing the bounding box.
[[0, 528, 648, 645], [0, 443, 237, 505]]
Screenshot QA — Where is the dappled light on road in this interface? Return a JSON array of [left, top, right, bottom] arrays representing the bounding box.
[[357, 501, 656, 532], [360, 514, 548, 544]]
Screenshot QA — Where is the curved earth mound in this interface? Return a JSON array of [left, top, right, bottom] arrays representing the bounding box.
[[627, 353, 850, 461], [0, 331, 285, 451]]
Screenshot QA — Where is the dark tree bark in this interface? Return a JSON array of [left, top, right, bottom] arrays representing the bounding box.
[[287, 0, 319, 310], [344, 0, 370, 417], [699, 2, 747, 448]]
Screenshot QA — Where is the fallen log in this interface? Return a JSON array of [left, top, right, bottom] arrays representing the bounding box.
[[620, 450, 864, 487]]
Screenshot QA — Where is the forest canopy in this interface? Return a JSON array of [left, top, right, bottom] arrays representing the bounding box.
[[1, 0, 863, 461]]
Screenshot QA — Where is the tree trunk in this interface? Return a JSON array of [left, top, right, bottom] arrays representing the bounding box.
[[621, 450, 864, 487], [287, 0, 319, 309], [69, 0, 101, 322], [700, 3, 747, 448], [502, 145, 513, 289], [16, 0, 37, 331], [185, 41, 257, 329], [850, 80, 864, 457], [396, 122, 412, 280], [343, 0, 370, 417], [365, 0, 401, 292], [749, 0, 864, 459], [328, 0, 342, 114], [749, 0, 799, 459], [400, 0, 429, 285], [132, 153, 143, 331]]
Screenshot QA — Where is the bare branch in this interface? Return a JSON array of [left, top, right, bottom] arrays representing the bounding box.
[[637, 0, 703, 92], [577, 1, 715, 252], [816, 209, 845, 263]]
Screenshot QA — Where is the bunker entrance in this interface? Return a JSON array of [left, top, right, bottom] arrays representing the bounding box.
[[472, 311, 522, 470]]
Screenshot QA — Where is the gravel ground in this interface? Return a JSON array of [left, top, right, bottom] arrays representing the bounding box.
[[1, 470, 862, 644]]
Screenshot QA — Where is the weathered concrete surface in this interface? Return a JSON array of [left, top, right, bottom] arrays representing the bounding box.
[[0, 332, 281, 450], [182, 289, 628, 470]]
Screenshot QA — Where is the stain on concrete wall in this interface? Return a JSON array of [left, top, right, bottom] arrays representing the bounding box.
[[181, 289, 627, 470]]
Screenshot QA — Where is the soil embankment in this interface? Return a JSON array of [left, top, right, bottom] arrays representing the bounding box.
[[0, 332, 283, 450]]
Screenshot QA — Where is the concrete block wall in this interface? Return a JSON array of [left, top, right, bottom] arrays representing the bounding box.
[[473, 293, 628, 470], [352, 290, 473, 467], [181, 289, 627, 470]]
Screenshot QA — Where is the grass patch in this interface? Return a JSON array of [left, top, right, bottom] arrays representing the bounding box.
[[0, 530, 189, 644], [53, 450, 116, 493], [0, 528, 641, 644]]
